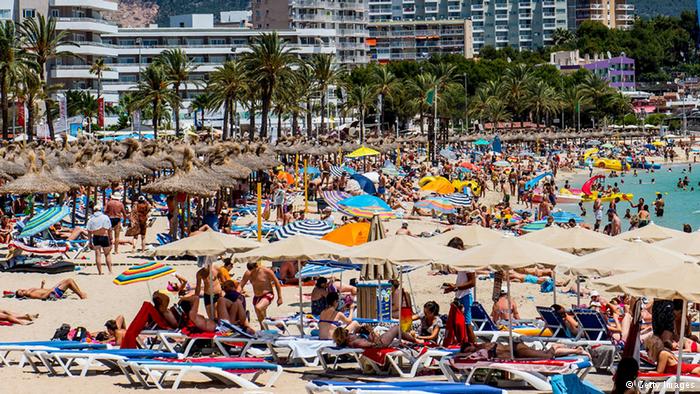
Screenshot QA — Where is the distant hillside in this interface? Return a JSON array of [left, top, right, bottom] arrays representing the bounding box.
[[635, 0, 695, 18], [107, 0, 249, 27]]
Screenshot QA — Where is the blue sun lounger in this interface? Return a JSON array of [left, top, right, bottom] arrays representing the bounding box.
[[0, 341, 108, 367], [306, 380, 508, 394], [26, 348, 178, 377]]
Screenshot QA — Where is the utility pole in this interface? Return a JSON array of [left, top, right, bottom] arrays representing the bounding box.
[[463, 73, 468, 132]]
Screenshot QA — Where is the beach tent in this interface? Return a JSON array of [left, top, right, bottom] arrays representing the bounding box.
[[429, 225, 502, 248], [560, 240, 696, 277], [523, 226, 623, 254], [346, 146, 380, 158], [322, 222, 370, 246], [17, 205, 71, 238], [338, 194, 394, 219], [273, 219, 333, 240], [657, 232, 700, 256], [153, 230, 260, 257], [616, 223, 685, 243], [349, 173, 376, 194], [420, 178, 455, 194]]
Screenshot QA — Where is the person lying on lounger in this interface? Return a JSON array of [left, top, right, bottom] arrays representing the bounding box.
[[645, 335, 700, 375], [14, 278, 87, 300], [458, 340, 589, 360], [0, 309, 39, 325], [332, 325, 417, 348]]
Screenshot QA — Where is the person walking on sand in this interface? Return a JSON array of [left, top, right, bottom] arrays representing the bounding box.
[[240, 262, 283, 328], [105, 192, 128, 254], [14, 278, 87, 300], [87, 204, 113, 275], [133, 195, 152, 252]]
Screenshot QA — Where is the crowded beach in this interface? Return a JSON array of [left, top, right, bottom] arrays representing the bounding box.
[[1, 131, 700, 394]]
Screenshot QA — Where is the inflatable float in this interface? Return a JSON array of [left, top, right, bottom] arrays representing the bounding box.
[[593, 158, 630, 171], [452, 180, 481, 195]]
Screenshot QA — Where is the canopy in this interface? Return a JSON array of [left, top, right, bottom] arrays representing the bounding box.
[[474, 139, 490, 146], [298, 260, 418, 279], [596, 263, 700, 303], [429, 225, 502, 248], [338, 194, 395, 219], [420, 178, 455, 194], [459, 162, 479, 171], [154, 230, 260, 257], [113, 262, 175, 285], [616, 223, 685, 243], [273, 219, 333, 240], [345, 235, 459, 266], [561, 240, 697, 277], [657, 232, 700, 256], [440, 236, 572, 270], [276, 171, 295, 185], [600, 143, 615, 149], [18, 205, 70, 238], [414, 197, 457, 214], [346, 146, 380, 158], [350, 174, 377, 194], [233, 234, 348, 263], [522, 226, 623, 254], [322, 222, 370, 246]]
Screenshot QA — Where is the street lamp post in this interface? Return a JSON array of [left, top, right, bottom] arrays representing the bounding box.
[[463, 73, 468, 133]]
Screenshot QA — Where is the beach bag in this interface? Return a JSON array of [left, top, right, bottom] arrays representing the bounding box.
[[52, 324, 71, 341], [125, 221, 140, 237], [399, 292, 413, 332]]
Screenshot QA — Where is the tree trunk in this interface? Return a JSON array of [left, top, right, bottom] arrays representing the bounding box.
[[306, 99, 312, 137], [277, 109, 282, 138], [231, 100, 237, 139], [292, 111, 298, 135], [248, 101, 256, 142], [201, 108, 205, 130], [222, 98, 229, 140], [97, 73, 101, 102], [27, 100, 34, 142], [152, 98, 159, 139], [320, 91, 326, 138], [419, 107, 424, 135], [174, 83, 181, 137], [46, 99, 55, 140], [260, 90, 270, 139], [360, 109, 364, 144], [1, 72, 8, 140]]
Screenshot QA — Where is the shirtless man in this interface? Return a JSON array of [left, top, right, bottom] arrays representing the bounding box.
[[240, 262, 283, 328], [15, 278, 87, 300], [653, 193, 665, 217], [195, 261, 222, 319]]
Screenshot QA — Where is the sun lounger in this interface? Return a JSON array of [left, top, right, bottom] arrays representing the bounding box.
[[9, 240, 69, 256], [318, 346, 365, 370], [439, 356, 592, 391], [470, 302, 526, 343], [27, 348, 178, 377], [306, 380, 509, 394], [362, 346, 454, 378], [119, 358, 283, 390], [262, 313, 319, 336], [0, 341, 108, 367], [267, 337, 334, 366]]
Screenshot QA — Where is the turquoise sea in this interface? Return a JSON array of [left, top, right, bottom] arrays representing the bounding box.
[[558, 163, 700, 232]]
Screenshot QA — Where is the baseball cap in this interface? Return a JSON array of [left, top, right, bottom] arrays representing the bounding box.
[[590, 290, 600, 297]]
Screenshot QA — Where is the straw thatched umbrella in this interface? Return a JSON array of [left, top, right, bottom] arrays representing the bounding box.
[[0, 151, 71, 195]]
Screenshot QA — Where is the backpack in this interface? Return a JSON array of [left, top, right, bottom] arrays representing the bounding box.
[[52, 324, 71, 341]]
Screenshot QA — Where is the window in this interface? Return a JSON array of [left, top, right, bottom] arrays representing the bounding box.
[[50, 9, 59, 17], [22, 8, 35, 18], [0, 9, 11, 19], [209, 38, 226, 45]]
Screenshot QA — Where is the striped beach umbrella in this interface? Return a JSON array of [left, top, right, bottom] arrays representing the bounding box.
[[414, 197, 457, 214], [320, 190, 353, 215], [445, 193, 472, 207], [273, 219, 334, 240], [338, 195, 395, 219], [18, 205, 71, 238], [113, 262, 175, 285]]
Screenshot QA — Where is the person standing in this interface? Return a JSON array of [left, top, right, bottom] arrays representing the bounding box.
[[132, 196, 152, 252], [443, 237, 476, 343], [653, 193, 665, 217], [240, 262, 283, 329], [104, 192, 128, 254], [87, 204, 113, 275], [593, 196, 603, 232]]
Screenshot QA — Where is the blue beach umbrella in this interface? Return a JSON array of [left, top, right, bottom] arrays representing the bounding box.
[[18, 205, 71, 238], [445, 193, 472, 207], [338, 194, 395, 219], [298, 166, 321, 179], [350, 174, 377, 194], [273, 219, 334, 240], [548, 211, 584, 224]]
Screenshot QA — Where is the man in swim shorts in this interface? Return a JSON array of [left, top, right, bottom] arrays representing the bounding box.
[[86, 204, 113, 275], [104, 192, 128, 254], [14, 278, 87, 300], [240, 262, 283, 328]]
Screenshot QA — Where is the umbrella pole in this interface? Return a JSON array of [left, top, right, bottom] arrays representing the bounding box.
[[676, 300, 687, 394], [298, 260, 304, 335], [576, 276, 580, 307], [71, 190, 76, 227], [208, 260, 215, 319], [397, 268, 403, 342], [506, 271, 514, 360], [552, 271, 557, 305]]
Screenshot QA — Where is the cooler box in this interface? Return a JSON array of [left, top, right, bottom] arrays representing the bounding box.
[[356, 282, 392, 321]]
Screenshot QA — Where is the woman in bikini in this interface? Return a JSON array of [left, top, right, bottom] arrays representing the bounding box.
[[319, 292, 359, 340], [646, 335, 700, 375]]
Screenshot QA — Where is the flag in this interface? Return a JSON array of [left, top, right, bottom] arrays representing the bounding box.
[[426, 88, 435, 106], [97, 97, 104, 128], [17, 100, 24, 127], [58, 95, 67, 133]]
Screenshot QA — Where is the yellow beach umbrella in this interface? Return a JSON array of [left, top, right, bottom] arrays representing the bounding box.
[[346, 146, 380, 158], [651, 140, 666, 147], [420, 177, 455, 194]]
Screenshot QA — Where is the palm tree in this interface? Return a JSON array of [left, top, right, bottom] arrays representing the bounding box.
[[484, 99, 511, 133], [17, 66, 42, 141], [294, 62, 314, 136], [133, 63, 177, 139], [155, 48, 199, 137], [89, 57, 111, 101], [346, 84, 376, 144], [0, 20, 33, 140], [552, 28, 575, 46], [527, 80, 560, 128], [309, 53, 342, 136], [503, 64, 534, 123], [372, 65, 399, 132], [407, 72, 437, 135], [579, 73, 614, 128], [189, 92, 215, 131], [241, 32, 297, 139], [560, 85, 588, 130], [209, 60, 247, 139], [20, 14, 78, 140]]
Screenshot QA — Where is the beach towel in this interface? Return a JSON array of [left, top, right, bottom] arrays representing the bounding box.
[[362, 347, 397, 366], [443, 302, 467, 348], [121, 302, 174, 349], [278, 338, 334, 360], [551, 374, 604, 394]]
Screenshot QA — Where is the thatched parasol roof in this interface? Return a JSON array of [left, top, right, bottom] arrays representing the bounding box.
[[0, 151, 71, 194], [141, 148, 217, 197]]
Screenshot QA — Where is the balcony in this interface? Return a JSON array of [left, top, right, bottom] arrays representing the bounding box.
[[518, 1, 531, 8], [617, 15, 634, 21], [55, 17, 118, 34], [50, 65, 118, 80], [447, 6, 461, 12], [519, 35, 532, 41], [471, 4, 483, 11], [294, 13, 333, 22], [495, 24, 509, 31], [617, 4, 634, 11], [50, 0, 118, 12], [495, 13, 508, 21], [58, 41, 118, 57], [494, 2, 508, 10]]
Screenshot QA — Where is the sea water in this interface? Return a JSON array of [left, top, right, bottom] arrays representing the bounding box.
[[558, 163, 700, 231]]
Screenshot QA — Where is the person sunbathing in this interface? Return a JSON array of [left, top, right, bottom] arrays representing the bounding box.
[[14, 278, 87, 300], [0, 309, 39, 325], [319, 292, 358, 340], [552, 304, 580, 337], [459, 340, 589, 360], [50, 223, 88, 241], [95, 316, 126, 346], [646, 335, 700, 375], [332, 325, 416, 349], [178, 294, 218, 332]]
